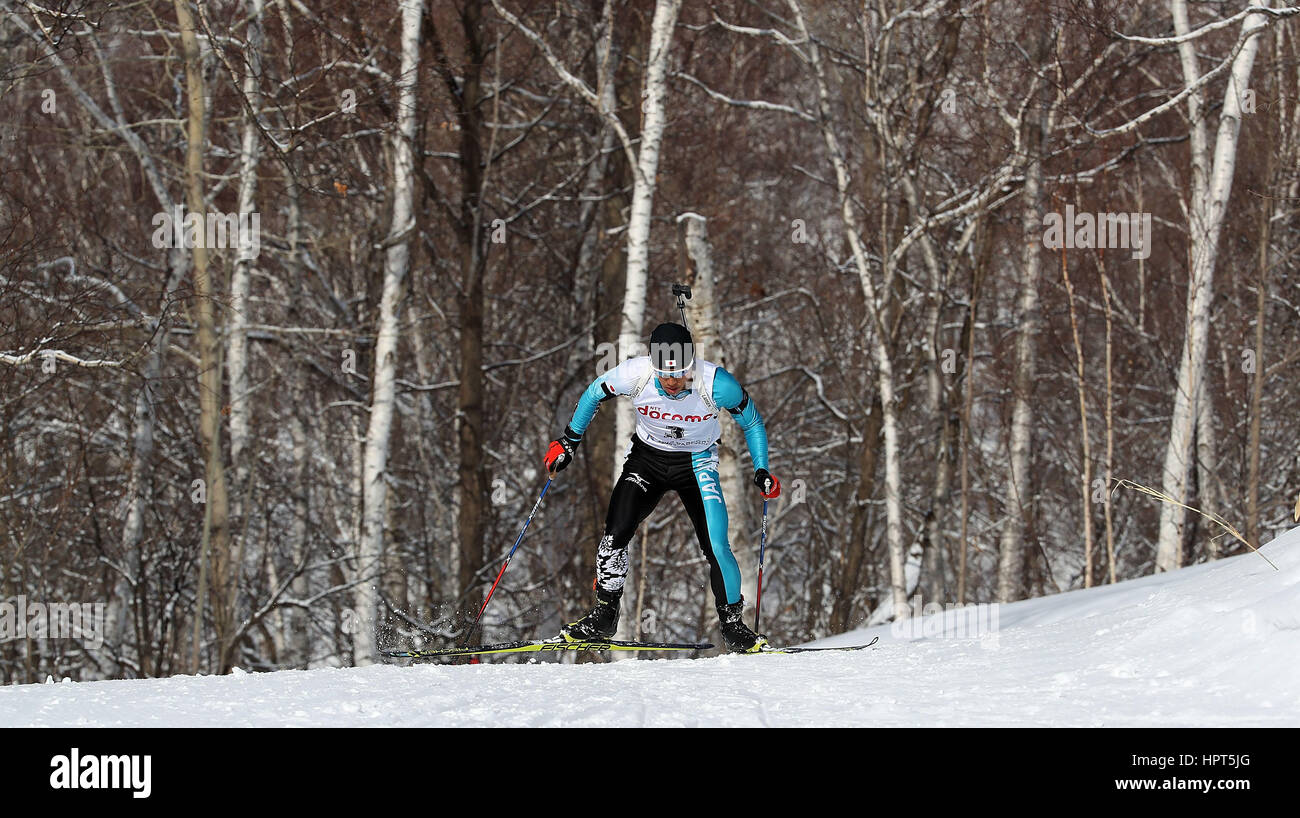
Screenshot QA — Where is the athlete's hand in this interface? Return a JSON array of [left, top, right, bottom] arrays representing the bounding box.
[[544, 427, 582, 473], [754, 469, 780, 499]]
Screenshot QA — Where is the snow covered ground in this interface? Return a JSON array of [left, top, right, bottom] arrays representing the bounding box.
[[3, 528, 1297, 727]]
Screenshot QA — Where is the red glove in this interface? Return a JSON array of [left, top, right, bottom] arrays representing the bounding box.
[[544, 427, 582, 473], [754, 469, 780, 499]]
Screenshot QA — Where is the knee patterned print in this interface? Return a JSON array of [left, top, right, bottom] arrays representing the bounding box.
[[595, 534, 629, 592]]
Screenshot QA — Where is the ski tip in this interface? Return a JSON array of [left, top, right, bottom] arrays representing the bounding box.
[[755, 635, 880, 654]]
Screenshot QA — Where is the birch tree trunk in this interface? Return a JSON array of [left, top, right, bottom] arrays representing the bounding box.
[[920, 265, 952, 605], [612, 0, 682, 483], [1061, 239, 1094, 586], [788, 0, 909, 619], [226, 0, 264, 586], [174, 0, 234, 670], [957, 223, 991, 603], [1100, 257, 1117, 584], [355, 0, 423, 664], [1246, 193, 1270, 553], [678, 213, 753, 604], [1196, 387, 1221, 559], [584, 5, 632, 601], [878, 12, 964, 607], [289, 407, 312, 668], [996, 105, 1044, 604], [1155, 0, 1267, 571], [281, 150, 314, 665], [607, 0, 680, 645]]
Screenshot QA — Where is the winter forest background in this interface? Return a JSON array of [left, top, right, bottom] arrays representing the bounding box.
[[2, 0, 1299, 682]]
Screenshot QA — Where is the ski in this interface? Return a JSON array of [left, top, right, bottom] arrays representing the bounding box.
[[384, 638, 713, 659], [758, 635, 879, 654]]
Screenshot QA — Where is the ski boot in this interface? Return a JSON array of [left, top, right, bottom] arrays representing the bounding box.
[[561, 587, 621, 641], [717, 598, 770, 654]]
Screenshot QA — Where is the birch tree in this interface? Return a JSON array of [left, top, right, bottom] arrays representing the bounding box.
[[173, 0, 236, 670], [355, 0, 423, 664], [225, 0, 265, 592], [678, 212, 754, 605], [612, 0, 682, 485], [1155, 1, 1269, 571]]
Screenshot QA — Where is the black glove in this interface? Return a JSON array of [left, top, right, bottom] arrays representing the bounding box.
[[544, 426, 582, 473], [754, 469, 780, 499]]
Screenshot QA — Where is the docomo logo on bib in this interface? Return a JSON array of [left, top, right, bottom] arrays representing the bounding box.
[[638, 406, 715, 423]]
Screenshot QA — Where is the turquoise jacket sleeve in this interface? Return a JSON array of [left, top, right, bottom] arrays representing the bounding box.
[[568, 374, 614, 438], [712, 367, 769, 471]]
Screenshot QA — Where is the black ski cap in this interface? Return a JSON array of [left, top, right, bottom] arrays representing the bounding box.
[[649, 323, 695, 375]]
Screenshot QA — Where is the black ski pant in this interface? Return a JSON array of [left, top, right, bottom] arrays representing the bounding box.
[[593, 435, 743, 607]]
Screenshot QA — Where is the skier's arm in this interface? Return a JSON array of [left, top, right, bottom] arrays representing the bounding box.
[[567, 358, 640, 437], [712, 368, 769, 471], [543, 377, 612, 472], [545, 360, 640, 472]]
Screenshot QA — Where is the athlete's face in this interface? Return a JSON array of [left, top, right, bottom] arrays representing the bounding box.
[[659, 373, 691, 395]]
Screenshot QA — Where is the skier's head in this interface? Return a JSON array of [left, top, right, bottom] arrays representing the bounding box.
[[649, 323, 694, 379]]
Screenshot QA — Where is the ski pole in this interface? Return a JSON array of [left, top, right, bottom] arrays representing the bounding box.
[[755, 498, 768, 632], [463, 475, 552, 646]]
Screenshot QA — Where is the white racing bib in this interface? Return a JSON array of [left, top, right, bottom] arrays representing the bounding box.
[[606, 357, 722, 453]]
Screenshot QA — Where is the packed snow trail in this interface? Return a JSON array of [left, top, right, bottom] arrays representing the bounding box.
[[3, 529, 1298, 727]]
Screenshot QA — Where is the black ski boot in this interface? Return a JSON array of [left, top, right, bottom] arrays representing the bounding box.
[[717, 598, 770, 654], [561, 588, 622, 641]]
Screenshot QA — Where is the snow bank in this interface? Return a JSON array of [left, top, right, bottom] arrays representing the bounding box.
[[2, 528, 1296, 727]]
